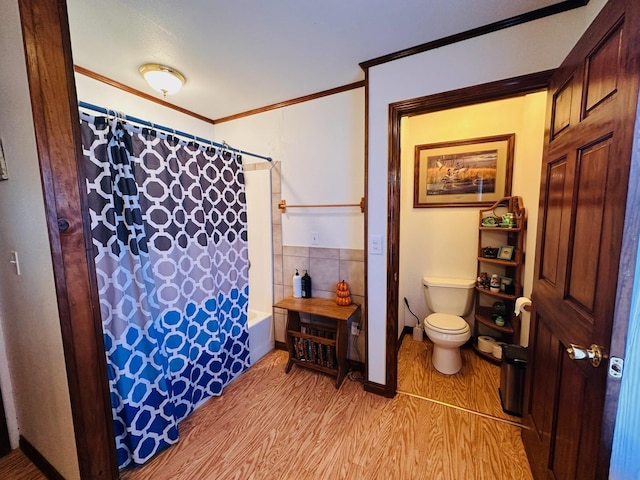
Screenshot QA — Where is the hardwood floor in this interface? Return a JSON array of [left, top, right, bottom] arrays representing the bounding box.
[[398, 335, 521, 423], [0, 449, 46, 479], [0, 336, 532, 479]]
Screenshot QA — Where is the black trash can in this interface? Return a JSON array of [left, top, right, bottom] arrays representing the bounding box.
[[499, 344, 528, 417]]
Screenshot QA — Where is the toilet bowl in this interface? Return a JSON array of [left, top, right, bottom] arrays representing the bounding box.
[[422, 276, 475, 375], [423, 313, 471, 374]]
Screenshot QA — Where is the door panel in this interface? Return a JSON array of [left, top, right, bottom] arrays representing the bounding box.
[[540, 159, 567, 285], [527, 315, 559, 450], [568, 138, 611, 313], [551, 356, 587, 479], [522, 1, 640, 478], [552, 82, 573, 137], [584, 22, 623, 115]]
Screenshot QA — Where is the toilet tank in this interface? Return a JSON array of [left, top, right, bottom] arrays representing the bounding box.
[[423, 276, 476, 315]]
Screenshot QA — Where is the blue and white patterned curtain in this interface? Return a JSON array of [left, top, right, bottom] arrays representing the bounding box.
[[80, 112, 250, 469]]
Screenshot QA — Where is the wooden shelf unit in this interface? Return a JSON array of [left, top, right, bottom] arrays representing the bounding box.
[[474, 196, 525, 364], [274, 296, 360, 388]]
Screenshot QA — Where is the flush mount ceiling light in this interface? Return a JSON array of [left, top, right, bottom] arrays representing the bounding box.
[[139, 63, 186, 96]]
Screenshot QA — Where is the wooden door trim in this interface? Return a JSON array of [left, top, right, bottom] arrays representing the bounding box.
[[385, 71, 553, 396], [18, 0, 117, 478]]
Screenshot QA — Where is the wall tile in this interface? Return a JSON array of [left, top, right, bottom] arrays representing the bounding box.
[[283, 255, 309, 286], [283, 246, 309, 257], [310, 247, 340, 259], [313, 289, 334, 300], [309, 257, 339, 292], [272, 226, 283, 255], [340, 260, 365, 296], [273, 283, 284, 303], [340, 248, 365, 261], [273, 254, 283, 286], [271, 193, 282, 225], [271, 162, 281, 194]]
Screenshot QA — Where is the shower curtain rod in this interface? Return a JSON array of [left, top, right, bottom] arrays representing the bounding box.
[[78, 101, 272, 162]]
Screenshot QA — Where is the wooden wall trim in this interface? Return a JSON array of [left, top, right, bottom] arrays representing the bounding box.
[[75, 65, 216, 125], [389, 70, 554, 116], [384, 70, 554, 401], [214, 81, 365, 124], [75, 65, 364, 126], [20, 436, 65, 480], [359, 0, 588, 70], [19, 1, 117, 478], [363, 68, 372, 392]]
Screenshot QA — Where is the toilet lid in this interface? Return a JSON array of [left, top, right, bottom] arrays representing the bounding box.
[[425, 313, 469, 334]]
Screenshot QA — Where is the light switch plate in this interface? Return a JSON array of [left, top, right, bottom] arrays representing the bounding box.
[[369, 235, 383, 255]]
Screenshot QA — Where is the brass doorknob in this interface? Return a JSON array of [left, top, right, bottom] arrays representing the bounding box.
[[566, 343, 603, 367]]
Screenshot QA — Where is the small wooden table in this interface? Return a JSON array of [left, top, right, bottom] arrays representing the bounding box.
[[274, 296, 360, 388]]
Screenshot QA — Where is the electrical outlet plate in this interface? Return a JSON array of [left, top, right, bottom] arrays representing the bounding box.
[[351, 322, 359, 335]]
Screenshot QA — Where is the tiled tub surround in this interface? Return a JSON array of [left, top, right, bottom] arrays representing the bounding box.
[[274, 246, 366, 362]]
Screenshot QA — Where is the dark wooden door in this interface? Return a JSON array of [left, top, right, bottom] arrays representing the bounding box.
[[522, 0, 640, 478]]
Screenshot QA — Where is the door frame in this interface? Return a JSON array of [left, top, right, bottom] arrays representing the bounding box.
[[384, 71, 553, 395], [18, 0, 117, 478]]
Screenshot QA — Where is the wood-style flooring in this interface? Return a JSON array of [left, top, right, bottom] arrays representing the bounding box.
[[0, 448, 46, 480], [398, 335, 521, 423], [0, 335, 532, 479]]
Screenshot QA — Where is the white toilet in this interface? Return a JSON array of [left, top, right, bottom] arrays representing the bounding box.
[[422, 276, 475, 374]]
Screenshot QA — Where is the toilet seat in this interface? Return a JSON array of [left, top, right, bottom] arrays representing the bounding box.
[[425, 313, 469, 334]]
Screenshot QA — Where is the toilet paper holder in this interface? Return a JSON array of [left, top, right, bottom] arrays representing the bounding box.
[[514, 297, 532, 316]]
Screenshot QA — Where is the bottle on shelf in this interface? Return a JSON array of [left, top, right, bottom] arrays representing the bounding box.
[[301, 270, 312, 298], [293, 269, 302, 298]]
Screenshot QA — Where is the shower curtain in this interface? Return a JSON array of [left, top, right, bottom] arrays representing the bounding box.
[[80, 112, 250, 469]]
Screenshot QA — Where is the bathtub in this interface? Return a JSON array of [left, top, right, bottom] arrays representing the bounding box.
[[248, 309, 274, 365]]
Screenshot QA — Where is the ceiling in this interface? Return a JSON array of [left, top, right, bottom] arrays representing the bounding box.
[[66, 0, 568, 121]]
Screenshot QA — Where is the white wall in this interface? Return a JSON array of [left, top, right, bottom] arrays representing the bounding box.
[[244, 167, 274, 314], [0, 1, 80, 478], [399, 93, 546, 345], [215, 89, 365, 250], [366, 3, 607, 385]]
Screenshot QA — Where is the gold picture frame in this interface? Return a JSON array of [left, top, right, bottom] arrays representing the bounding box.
[[414, 133, 514, 207]]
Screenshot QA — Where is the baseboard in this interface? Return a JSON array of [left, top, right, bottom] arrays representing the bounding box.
[[20, 435, 65, 480], [275, 341, 287, 351], [364, 380, 396, 398]]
